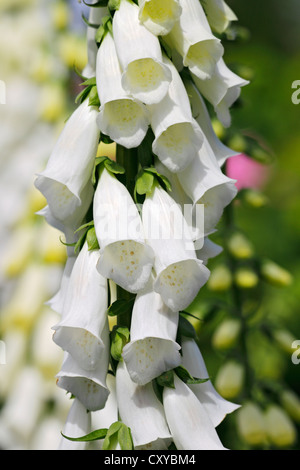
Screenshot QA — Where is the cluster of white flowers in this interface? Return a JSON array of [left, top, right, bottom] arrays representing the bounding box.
[[34, 0, 249, 450]]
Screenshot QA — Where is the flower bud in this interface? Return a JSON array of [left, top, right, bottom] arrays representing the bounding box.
[[280, 390, 300, 423], [207, 264, 232, 292], [236, 402, 267, 447], [212, 318, 241, 350], [227, 232, 254, 259], [264, 405, 297, 448], [215, 361, 244, 399], [234, 267, 259, 289], [261, 260, 293, 287]]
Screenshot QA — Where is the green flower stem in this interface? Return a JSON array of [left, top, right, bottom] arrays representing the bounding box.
[[115, 144, 139, 329]]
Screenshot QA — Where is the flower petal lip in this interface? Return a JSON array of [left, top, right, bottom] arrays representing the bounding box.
[[122, 278, 181, 385], [94, 168, 154, 293], [113, 0, 172, 105], [52, 242, 108, 371], [116, 360, 172, 449], [163, 375, 227, 450], [96, 31, 150, 148], [138, 0, 182, 36]]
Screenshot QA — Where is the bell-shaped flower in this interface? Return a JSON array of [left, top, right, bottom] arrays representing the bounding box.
[[138, 0, 182, 36], [58, 398, 91, 450], [201, 0, 237, 34], [191, 58, 249, 127], [148, 55, 203, 173], [94, 167, 154, 293], [47, 255, 77, 315], [52, 242, 108, 371], [96, 31, 150, 148], [181, 337, 240, 427], [83, 2, 109, 78], [112, 0, 172, 105], [34, 99, 99, 227], [163, 374, 227, 450], [184, 78, 239, 167], [164, 0, 224, 81], [142, 184, 210, 312], [116, 360, 172, 450], [56, 328, 110, 412], [122, 277, 181, 385], [177, 134, 237, 236]]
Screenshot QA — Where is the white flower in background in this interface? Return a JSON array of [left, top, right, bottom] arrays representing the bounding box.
[[201, 0, 237, 34], [58, 398, 91, 450], [83, 2, 108, 78], [122, 278, 181, 385], [191, 59, 249, 127], [52, 242, 108, 371], [46, 255, 77, 316], [164, 0, 224, 80], [113, 0, 172, 104], [148, 55, 203, 173], [56, 335, 110, 413], [116, 361, 172, 450], [34, 99, 100, 227], [142, 184, 210, 311], [177, 133, 237, 236], [184, 78, 239, 167], [96, 31, 150, 148], [163, 374, 227, 450], [94, 167, 154, 293], [138, 0, 182, 36], [181, 337, 240, 426]]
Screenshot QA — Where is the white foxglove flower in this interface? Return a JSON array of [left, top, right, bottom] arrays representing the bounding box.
[[58, 398, 91, 450], [56, 324, 110, 412], [113, 0, 172, 105], [94, 168, 154, 293], [163, 375, 227, 450], [47, 255, 77, 315], [164, 0, 223, 80], [142, 185, 210, 311], [148, 55, 203, 173], [191, 59, 249, 127], [181, 337, 240, 427], [83, 2, 109, 78], [122, 278, 181, 385], [34, 99, 99, 226], [96, 31, 149, 148], [201, 0, 237, 34], [196, 237, 223, 265], [52, 242, 108, 371], [116, 361, 172, 450], [177, 135, 237, 236], [184, 79, 239, 166], [138, 0, 182, 36]]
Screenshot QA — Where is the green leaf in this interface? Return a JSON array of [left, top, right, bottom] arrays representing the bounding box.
[[86, 227, 100, 251], [175, 365, 209, 385], [135, 170, 155, 196], [178, 315, 197, 339], [118, 424, 134, 450], [107, 298, 135, 317], [104, 158, 125, 175], [102, 422, 122, 450], [110, 326, 130, 361], [88, 86, 100, 107], [144, 167, 172, 192], [61, 428, 108, 442], [156, 370, 175, 389]]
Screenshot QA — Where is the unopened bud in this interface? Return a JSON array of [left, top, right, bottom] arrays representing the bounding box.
[[227, 233, 254, 260], [261, 260, 293, 287], [236, 402, 267, 446], [235, 267, 259, 289], [215, 361, 244, 400], [207, 264, 232, 292], [280, 390, 300, 423], [264, 405, 297, 448], [212, 318, 241, 350]]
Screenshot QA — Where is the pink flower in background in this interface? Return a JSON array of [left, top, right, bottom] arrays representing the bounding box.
[[226, 153, 270, 191]]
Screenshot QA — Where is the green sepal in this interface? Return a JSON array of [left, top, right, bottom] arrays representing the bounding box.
[[110, 326, 130, 361], [102, 421, 134, 451], [155, 369, 175, 389], [75, 77, 100, 108], [144, 167, 172, 192], [61, 427, 108, 443], [92, 156, 125, 185], [178, 314, 197, 339], [135, 170, 155, 197], [107, 298, 135, 317], [95, 15, 113, 45], [108, 0, 121, 12], [174, 365, 209, 385], [81, 13, 101, 29], [86, 227, 100, 251]]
